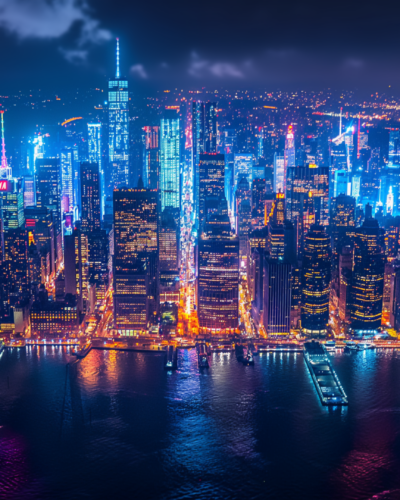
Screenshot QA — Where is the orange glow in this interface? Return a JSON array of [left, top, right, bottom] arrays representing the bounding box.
[[61, 117, 83, 126], [309, 163, 317, 168]]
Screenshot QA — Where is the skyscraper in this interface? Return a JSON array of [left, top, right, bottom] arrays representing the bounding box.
[[197, 213, 239, 332], [263, 258, 292, 335], [199, 153, 225, 230], [143, 126, 160, 189], [80, 162, 100, 233], [192, 101, 217, 226], [301, 224, 331, 336], [61, 147, 74, 213], [283, 125, 295, 190], [35, 158, 62, 237], [113, 189, 159, 333], [88, 123, 104, 218], [109, 38, 129, 189], [273, 153, 285, 194], [160, 110, 180, 212], [351, 214, 385, 332], [234, 153, 253, 188]]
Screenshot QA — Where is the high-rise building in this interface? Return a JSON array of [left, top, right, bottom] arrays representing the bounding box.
[[263, 258, 292, 335], [301, 224, 331, 336], [35, 158, 62, 237], [199, 153, 225, 230], [160, 111, 180, 212], [334, 169, 349, 197], [192, 101, 218, 225], [80, 162, 100, 233], [197, 213, 239, 332], [330, 194, 356, 257], [88, 123, 104, 218], [113, 189, 158, 333], [283, 125, 295, 190], [60, 147, 74, 213], [234, 153, 253, 188], [109, 38, 129, 189], [143, 126, 160, 189], [389, 129, 400, 166], [159, 208, 179, 305], [286, 164, 329, 256], [251, 177, 266, 230], [273, 153, 285, 194], [351, 214, 385, 332]]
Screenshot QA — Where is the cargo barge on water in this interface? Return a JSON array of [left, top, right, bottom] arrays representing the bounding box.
[[303, 341, 348, 406]]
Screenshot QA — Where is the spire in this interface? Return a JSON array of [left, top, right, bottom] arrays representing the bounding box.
[[1, 111, 8, 173], [116, 37, 120, 79]]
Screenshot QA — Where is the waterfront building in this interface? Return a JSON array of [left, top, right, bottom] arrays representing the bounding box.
[[80, 162, 101, 233], [109, 38, 129, 189], [64, 228, 89, 312], [263, 258, 292, 335], [113, 188, 158, 333], [197, 213, 239, 332], [30, 293, 79, 336], [350, 212, 385, 332], [301, 224, 331, 336], [160, 110, 180, 212]]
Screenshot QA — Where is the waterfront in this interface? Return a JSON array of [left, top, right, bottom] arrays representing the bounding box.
[[1, 347, 400, 499]]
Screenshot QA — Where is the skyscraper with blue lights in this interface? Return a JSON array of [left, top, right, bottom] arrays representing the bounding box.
[[88, 123, 104, 219], [109, 38, 129, 190], [160, 110, 180, 212]]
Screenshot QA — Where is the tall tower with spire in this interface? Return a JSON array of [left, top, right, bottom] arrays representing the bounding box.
[[108, 38, 129, 190], [0, 111, 11, 179]]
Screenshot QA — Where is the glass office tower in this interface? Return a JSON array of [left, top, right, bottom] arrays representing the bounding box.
[[160, 110, 180, 212], [88, 123, 104, 219], [109, 38, 129, 189]]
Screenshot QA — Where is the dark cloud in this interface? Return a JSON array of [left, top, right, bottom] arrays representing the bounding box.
[[1, 0, 400, 92]]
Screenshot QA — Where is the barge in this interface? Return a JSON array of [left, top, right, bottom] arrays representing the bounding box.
[[303, 341, 348, 406]]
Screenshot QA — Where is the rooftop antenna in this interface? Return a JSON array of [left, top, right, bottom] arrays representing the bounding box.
[[0, 111, 10, 178], [116, 38, 120, 79]]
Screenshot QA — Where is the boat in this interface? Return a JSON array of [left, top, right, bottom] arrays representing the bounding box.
[[197, 343, 209, 368], [73, 340, 92, 359], [346, 341, 358, 350], [325, 340, 336, 352], [164, 345, 178, 370], [357, 341, 374, 351]]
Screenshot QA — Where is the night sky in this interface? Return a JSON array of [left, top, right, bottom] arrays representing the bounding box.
[[1, 0, 400, 93]]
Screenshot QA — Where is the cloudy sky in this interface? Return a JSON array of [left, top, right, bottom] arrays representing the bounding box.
[[1, 0, 400, 93]]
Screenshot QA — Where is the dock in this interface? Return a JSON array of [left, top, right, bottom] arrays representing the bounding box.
[[303, 341, 348, 406], [73, 341, 92, 359]]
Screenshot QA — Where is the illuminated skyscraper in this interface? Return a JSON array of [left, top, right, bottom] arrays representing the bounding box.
[[273, 153, 285, 193], [35, 158, 62, 237], [160, 110, 180, 212], [351, 214, 385, 332], [234, 153, 253, 188], [389, 129, 400, 166], [192, 101, 217, 226], [197, 213, 239, 332], [60, 147, 74, 214], [143, 126, 160, 189], [330, 194, 355, 257], [263, 258, 292, 335], [80, 162, 100, 233], [88, 123, 104, 218], [286, 164, 329, 256], [113, 189, 159, 333], [301, 225, 331, 336], [283, 125, 295, 190], [199, 153, 225, 230], [109, 38, 129, 189]]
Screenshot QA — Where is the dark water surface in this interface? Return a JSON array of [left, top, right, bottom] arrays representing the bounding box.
[[1, 346, 400, 500]]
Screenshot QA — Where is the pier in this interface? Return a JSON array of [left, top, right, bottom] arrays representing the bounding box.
[[303, 341, 348, 406]]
